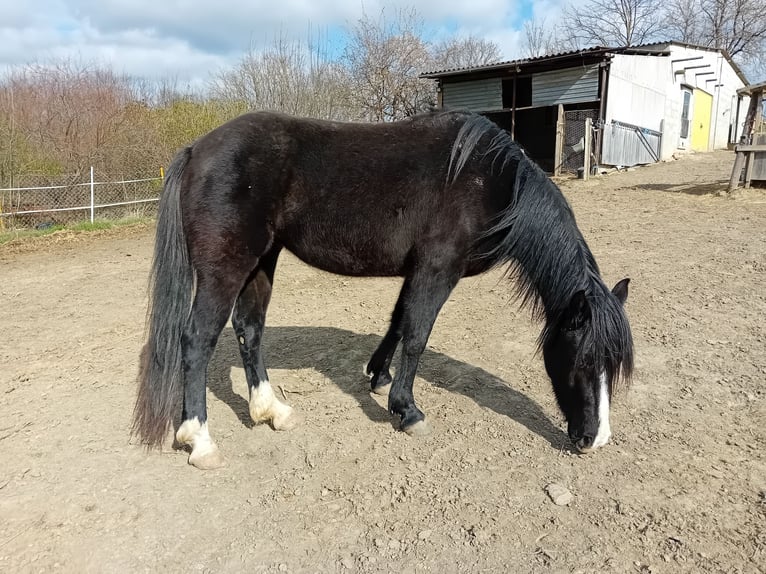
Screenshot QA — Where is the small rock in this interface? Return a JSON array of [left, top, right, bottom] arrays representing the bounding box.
[[278, 564, 288, 572], [340, 557, 354, 569], [374, 538, 385, 548], [418, 529, 432, 541], [545, 483, 573, 506]]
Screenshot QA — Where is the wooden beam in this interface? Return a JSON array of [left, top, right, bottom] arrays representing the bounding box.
[[753, 97, 764, 134], [511, 75, 517, 140], [735, 144, 766, 152]]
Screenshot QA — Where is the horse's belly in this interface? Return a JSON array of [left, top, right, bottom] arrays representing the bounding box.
[[280, 228, 409, 277]]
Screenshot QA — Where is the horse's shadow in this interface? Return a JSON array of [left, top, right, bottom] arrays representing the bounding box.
[[207, 325, 567, 448]]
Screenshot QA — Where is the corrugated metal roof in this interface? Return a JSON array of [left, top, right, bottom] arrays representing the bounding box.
[[420, 46, 613, 78], [419, 41, 745, 81]]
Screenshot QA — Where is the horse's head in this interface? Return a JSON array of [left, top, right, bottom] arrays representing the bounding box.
[[542, 278, 631, 453]]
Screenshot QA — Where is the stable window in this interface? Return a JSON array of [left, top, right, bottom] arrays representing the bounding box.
[[502, 77, 532, 109]]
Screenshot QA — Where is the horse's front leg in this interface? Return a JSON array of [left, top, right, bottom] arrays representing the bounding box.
[[388, 268, 459, 436]]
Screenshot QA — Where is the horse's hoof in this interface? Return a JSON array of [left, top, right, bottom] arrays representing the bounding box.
[[403, 419, 431, 437], [188, 446, 226, 470], [371, 382, 392, 396], [271, 406, 300, 431]]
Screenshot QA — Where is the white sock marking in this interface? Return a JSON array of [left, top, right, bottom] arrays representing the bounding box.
[[249, 380, 294, 428], [176, 417, 217, 458]]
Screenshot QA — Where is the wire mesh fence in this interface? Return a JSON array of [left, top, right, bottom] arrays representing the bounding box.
[[0, 169, 163, 231], [560, 110, 599, 175]]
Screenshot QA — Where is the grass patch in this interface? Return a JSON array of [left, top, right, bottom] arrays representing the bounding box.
[[0, 217, 152, 245]]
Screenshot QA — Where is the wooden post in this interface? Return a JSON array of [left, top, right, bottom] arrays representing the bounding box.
[[511, 75, 517, 140], [728, 90, 762, 191], [554, 104, 564, 176], [583, 117, 593, 181], [746, 92, 764, 189], [744, 153, 754, 188], [728, 152, 746, 191]]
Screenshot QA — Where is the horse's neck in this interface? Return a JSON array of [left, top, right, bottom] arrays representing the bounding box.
[[501, 166, 599, 319]]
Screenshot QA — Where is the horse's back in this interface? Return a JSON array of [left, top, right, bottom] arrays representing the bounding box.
[[182, 111, 491, 277]]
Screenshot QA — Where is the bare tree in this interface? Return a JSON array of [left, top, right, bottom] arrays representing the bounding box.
[[560, 0, 664, 47], [691, 0, 764, 58], [660, 0, 766, 78], [0, 60, 153, 177], [521, 17, 578, 57], [211, 30, 352, 120], [343, 8, 435, 121], [523, 18, 553, 57], [665, 0, 703, 43], [431, 34, 502, 69]]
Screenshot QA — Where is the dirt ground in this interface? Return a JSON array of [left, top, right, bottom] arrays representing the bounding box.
[[1, 150, 764, 574]]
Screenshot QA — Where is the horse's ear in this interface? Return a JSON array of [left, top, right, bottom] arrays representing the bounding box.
[[566, 290, 591, 329], [612, 278, 630, 304]]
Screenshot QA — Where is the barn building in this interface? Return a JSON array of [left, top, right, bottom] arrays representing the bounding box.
[[421, 42, 749, 173]]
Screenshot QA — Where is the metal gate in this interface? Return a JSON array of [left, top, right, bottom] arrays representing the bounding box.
[[601, 120, 662, 167]]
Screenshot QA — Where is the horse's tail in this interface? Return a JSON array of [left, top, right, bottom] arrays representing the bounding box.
[[132, 146, 194, 448]]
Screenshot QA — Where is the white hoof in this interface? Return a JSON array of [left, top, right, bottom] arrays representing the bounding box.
[[176, 418, 225, 470], [188, 446, 226, 470], [250, 381, 299, 431], [403, 419, 431, 437]]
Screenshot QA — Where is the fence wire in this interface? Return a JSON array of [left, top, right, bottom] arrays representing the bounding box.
[[0, 170, 162, 230], [560, 110, 599, 175]]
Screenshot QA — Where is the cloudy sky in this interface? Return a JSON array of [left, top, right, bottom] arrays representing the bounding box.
[[0, 0, 563, 89]]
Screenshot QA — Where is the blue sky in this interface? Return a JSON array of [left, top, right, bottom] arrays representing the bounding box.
[[0, 1, 562, 89]]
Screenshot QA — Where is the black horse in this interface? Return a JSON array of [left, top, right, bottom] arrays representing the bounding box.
[[132, 110, 633, 469]]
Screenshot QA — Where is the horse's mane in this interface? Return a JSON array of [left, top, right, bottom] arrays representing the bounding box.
[[448, 113, 633, 387]]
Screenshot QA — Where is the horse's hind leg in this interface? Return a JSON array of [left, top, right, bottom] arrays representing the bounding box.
[[388, 263, 460, 436], [231, 247, 298, 431], [365, 296, 404, 395], [176, 270, 246, 470]]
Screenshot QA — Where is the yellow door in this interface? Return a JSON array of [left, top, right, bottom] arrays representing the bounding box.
[[691, 89, 713, 151]]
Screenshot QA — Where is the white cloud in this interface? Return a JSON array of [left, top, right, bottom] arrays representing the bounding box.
[[530, 0, 567, 21], [0, 0, 538, 86], [485, 28, 526, 62]]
